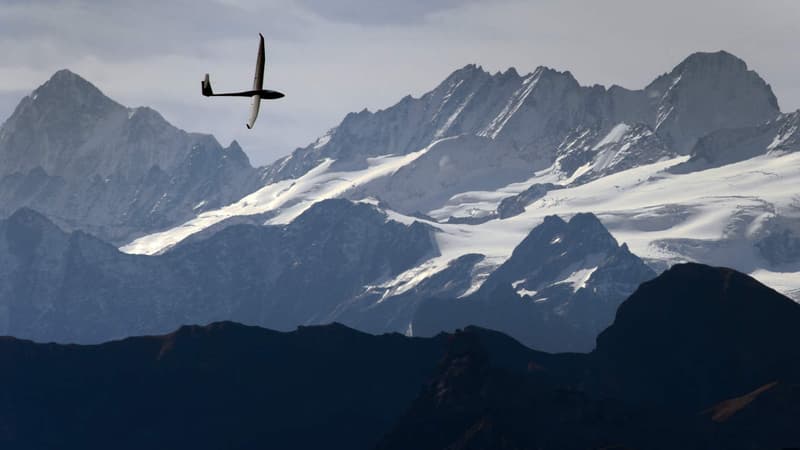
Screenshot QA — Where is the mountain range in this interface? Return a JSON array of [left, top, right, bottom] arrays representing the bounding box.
[[0, 200, 652, 352], [0, 264, 797, 449], [116, 50, 799, 305], [0, 50, 797, 349]]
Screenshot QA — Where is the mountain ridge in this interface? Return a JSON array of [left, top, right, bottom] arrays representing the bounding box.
[[0, 68, 262, 244]]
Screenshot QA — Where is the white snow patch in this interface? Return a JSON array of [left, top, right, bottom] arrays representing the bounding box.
[[558, 267, 598, 292], [122, 147, 433, 255], [435, 92, 474, 139], [483, 72, 538, 138], [593, 123, 631, 150], [313, 132, 332, 149], [767, 125, 797, 150]]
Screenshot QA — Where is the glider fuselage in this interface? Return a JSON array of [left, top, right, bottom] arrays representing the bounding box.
[[201, 33, 283, 129]]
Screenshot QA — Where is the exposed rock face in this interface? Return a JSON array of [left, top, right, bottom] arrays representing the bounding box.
[[671, 110, 800, 173], [410, 213, 656, 352], [264, 51, 779, 190], [0, 200, 437, 343], [0, 69, 261, 244], [644, 51, 780, 153]]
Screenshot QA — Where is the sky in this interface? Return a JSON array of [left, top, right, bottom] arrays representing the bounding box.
[[0, 0, 798, 166]]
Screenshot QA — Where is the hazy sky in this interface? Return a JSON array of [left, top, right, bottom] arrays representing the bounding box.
[[1, 0, 798, 165]]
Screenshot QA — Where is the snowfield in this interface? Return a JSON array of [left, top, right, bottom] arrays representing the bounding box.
[[122, 148, 800, 300], [121, 147, 431, 254]]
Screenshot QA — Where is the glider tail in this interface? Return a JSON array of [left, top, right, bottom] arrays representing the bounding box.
[[201, 73, 214, 96]]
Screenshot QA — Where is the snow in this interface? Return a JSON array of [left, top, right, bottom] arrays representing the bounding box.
[[483, 71, 538, 138], [121, 147, 432, 255], [593, 123, 631, 150], [312, 132, 332, 149], [517, 288, 538, 297], [435, 91, 474, 139], [393, 151, 800, 298], [122, 138, 800, 299], [768, 124, 797, 150], [559, 267, 598, 292]]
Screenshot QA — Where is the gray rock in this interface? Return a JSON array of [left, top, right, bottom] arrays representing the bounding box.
[[0, 70, 261, 244]]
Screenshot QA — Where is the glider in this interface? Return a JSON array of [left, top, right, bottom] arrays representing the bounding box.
[[201, 33, 285, 129]]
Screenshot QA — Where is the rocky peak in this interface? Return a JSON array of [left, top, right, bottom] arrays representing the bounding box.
[[0, 70, 259, 244], [29, 69, 123, 117], [477, 212, 646, 302], [646, 51, 780, 152]]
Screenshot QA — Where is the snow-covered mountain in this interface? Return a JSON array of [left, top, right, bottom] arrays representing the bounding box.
[[2, 50, 797, 347], [341, 213, 656, 352], [123, 50, 798, 303], [0, 70, 261, 244], [262, 51, 777, 186]]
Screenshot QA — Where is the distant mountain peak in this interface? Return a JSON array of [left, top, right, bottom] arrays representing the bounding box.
[[0, 69, 260, 244], [678, 50, 747, 69], [30, 68, 122, 113], [644, 50, 780, 152], [42, 68, 91, 87]]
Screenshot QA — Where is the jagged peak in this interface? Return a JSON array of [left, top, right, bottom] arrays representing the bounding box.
[[14, 68, 124, 121], [44, 68, 91, 87], [647, 50, 779, 110], [567, 211, 606, 229], [34, 69, 116, 102], [440, 63, 490, 85], [125, 106, 171, 129], [226, 140, 243, 152], [512, 213, 615, 254], [540, 214, 568, 227]]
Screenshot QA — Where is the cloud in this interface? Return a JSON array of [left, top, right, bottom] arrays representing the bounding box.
[[0, 0, 798, 166], [295, 0, 502, 25], [0, 0, 311, 68]]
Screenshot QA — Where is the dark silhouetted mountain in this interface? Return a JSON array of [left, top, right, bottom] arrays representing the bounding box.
[[0, 264, 797, 449], [411, 213, 656, 352], [589, 262, 800, 410], [378, 263, 800, 450], [0, 69, 261, 244], [0, 321, 449, 450]]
